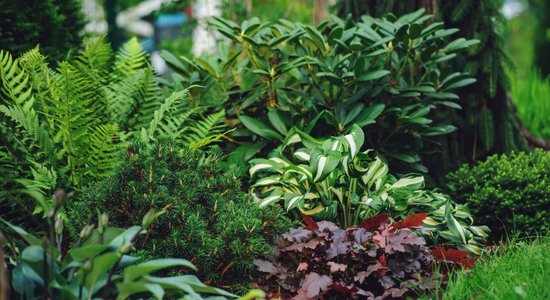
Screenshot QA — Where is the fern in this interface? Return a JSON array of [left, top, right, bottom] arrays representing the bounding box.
[[0, 50, 34, 108], [83, 124, 121, 179], [113, 37, 148, 78], [0, 105, 58, 165], [143, 89, 189, 140], [184, 110, 227, 150]]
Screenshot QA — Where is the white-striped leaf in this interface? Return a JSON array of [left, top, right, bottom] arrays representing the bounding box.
[[258, 190, 283, 208], [310, 149, 341, 182], [389, 176, 424, 190], [284, 193, 305, 211]]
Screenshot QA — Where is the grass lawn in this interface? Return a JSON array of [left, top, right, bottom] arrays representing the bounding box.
[[442, 236, 550, 300]]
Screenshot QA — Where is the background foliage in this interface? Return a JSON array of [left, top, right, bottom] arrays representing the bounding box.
[[0, 0, 85, 62]]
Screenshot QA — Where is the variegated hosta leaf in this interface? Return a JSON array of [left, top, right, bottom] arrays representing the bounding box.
[[284, 193, 305, 211], [310, 149, 341, 182], [389, 176, 424, 190], [362, 157, 388, 188], [249, 158, 288, 177], [256, 190, 284, 208], [342, 124, 365, 158]]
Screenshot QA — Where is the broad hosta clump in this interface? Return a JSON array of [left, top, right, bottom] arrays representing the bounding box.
[[162, 10, 478, 174], [446, 150, 550, 240], [250, 125, 489, 254], [66, 139, 292, 289], [254, 214, 446, 299]]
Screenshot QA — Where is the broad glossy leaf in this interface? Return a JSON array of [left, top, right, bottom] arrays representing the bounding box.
[[358, 70, 391, 81], [124, 259, 197, 281], [240, 115, 283, 140]]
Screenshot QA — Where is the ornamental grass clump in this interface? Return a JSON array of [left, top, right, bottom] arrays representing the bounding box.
[[66, 139, 292, 289]]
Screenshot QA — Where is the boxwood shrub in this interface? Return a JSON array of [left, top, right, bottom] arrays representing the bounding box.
[[446, 149, 549, 239]]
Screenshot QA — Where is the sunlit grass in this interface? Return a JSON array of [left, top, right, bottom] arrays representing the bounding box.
[[442, 235, 550, 300], [509, 70, 550, 140]]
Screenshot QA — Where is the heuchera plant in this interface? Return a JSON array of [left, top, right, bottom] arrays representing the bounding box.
[[253, 213, 454, 299]]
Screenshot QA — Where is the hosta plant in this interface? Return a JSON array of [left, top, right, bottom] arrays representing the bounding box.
[[249, 125, 489, 254], [162, 10, 478, 174], [253, 213, 474, 299], [1, 190, 235, 300]]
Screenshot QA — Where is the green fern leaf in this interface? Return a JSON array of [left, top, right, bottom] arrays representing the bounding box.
[[185, 110, 227, 150]]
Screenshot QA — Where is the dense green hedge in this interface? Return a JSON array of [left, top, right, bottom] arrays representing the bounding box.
[[66, 140, 292, 290], [446, 150, 549, 239], [0, 0, 84, 61]]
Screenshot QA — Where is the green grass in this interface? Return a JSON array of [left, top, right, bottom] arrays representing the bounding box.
[[442, 236, 550, 300], [504, 8, 550, 141], [509, 70, 550, 140]]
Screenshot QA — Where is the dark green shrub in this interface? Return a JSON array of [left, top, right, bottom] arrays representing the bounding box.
[[66, 139, 292, 289], [0, 0, 85, 62], [446, 150, 550, 239], [162, 10, 478, 175]]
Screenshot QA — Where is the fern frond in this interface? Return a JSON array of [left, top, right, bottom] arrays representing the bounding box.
[[184, 110, 227, 150], [144, 89, 189, 140], [83, 124, 121, 179], [0, 105, 58, 165], [0, 50, 34, 108], [113, 37, 148, 78], [15, 162, 57, 198]]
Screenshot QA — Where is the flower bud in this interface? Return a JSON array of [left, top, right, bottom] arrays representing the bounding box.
[[98, 212, 109, 233], [79, 224, 94, 239], [54, 188, 67, 208], [141, 209, 156, 229], [83, 259, 92, 271], [54, 214, 63, 235]]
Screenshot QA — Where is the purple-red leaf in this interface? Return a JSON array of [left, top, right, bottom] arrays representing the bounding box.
[[301, 214, 319, 230], [327, 261, 347, 273], [301, 272, 333, 298], [360, 213, 389, 231], [392, 213, 428, 229], [432, 246, 478, 269]]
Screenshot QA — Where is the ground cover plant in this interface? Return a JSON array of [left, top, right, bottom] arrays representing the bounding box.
[[162, 9, 478, 175], [66, 139, 292, 291], [0, 190, 235, 299], [250, 124, 489, 254], [253, 213, 477, 299], [441, 236, 550, 300], [446, 150, 550, 240]]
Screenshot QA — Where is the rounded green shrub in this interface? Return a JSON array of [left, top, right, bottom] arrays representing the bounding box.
[[446, 150, 549, 240], [66, 139, 292, 289]]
